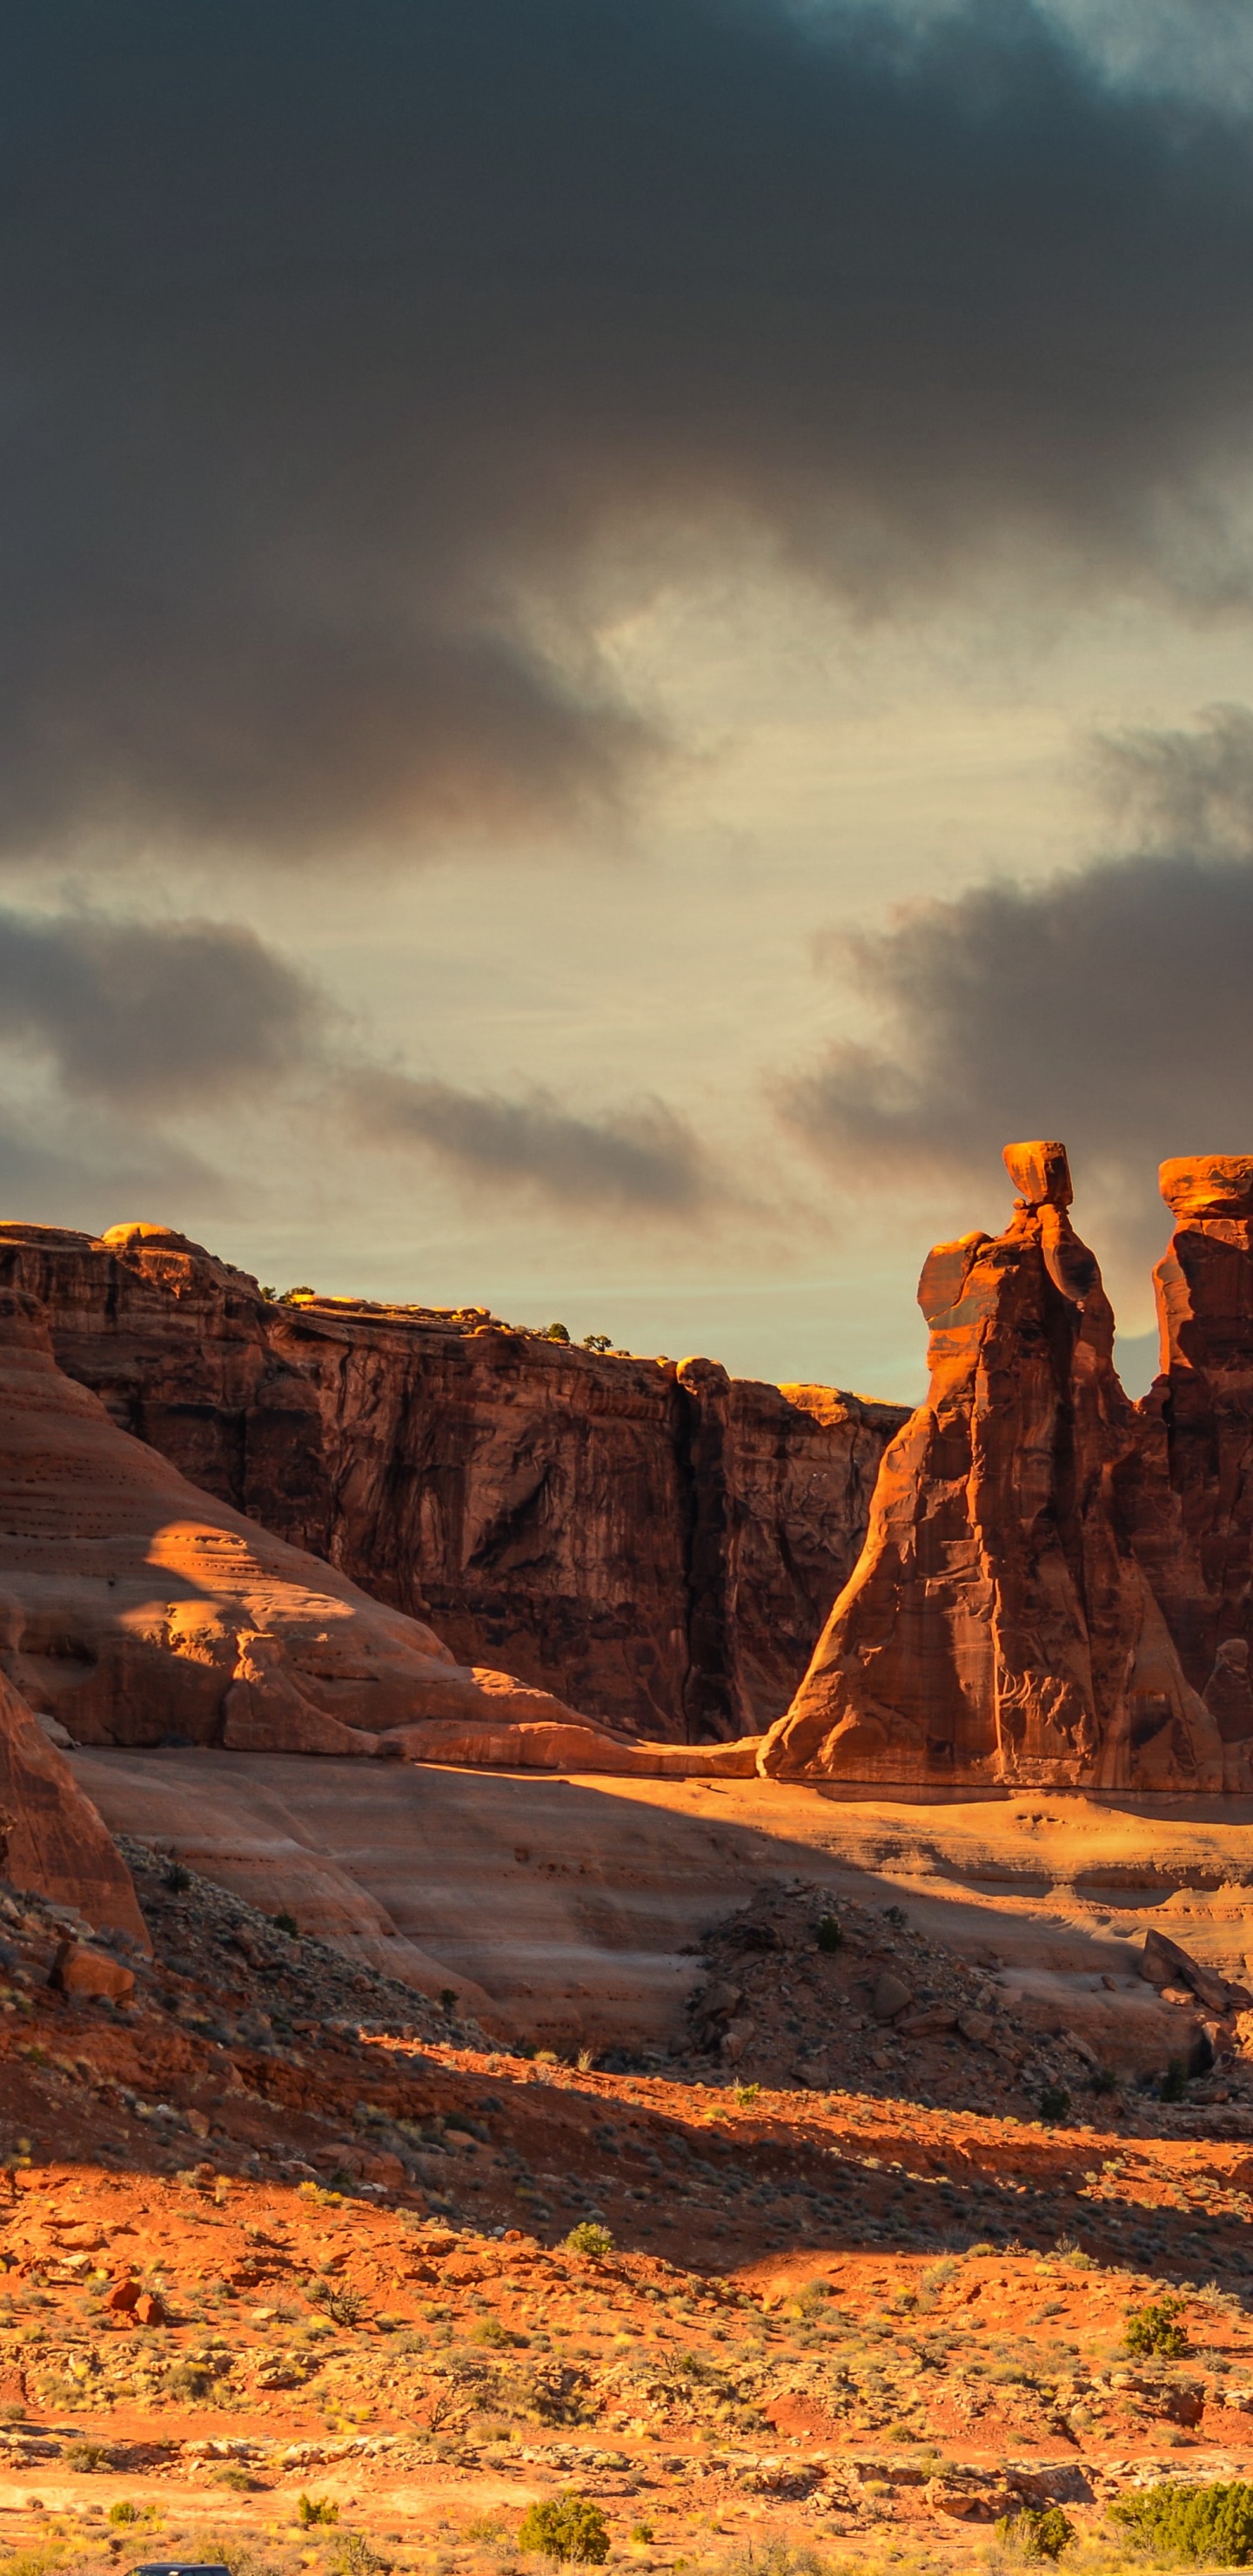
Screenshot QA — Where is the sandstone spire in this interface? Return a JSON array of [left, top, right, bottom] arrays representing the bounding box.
[[1122, 1155, 1253, 1785], [759, 1142, 1221, 1789]]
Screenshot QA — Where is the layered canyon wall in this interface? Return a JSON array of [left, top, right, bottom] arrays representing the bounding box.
[[763, 1143, 1253, 1791], [0, 1222, 905, 1742]]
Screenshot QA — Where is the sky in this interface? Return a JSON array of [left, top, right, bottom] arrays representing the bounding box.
[[6, 0, 1253, 1402]]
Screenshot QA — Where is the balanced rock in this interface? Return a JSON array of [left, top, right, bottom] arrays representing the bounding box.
[[761, 1142, 1221, 1790]]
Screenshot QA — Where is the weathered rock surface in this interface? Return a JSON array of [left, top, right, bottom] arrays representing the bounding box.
[[0, 1220, 904, 1740], [0, 1278, 594, 1756], [1122, 1157, 1253, 1788], [761, 1142, 1222, 1789], [0, 1666, 144, 1940]]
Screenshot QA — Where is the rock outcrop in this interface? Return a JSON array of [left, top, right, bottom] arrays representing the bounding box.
[[0, 1222, 903, 1740], [1122, 1157, 1253, 1788], [0, 1667, 144, 1939], [0, 1278, 607, 1757], [761, 1142, 1223, 1790]]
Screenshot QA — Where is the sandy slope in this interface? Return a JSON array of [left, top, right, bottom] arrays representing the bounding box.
[[70, 1752, 1253, 2054]]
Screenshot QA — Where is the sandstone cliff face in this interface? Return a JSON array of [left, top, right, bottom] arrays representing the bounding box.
[[1120, 1156, 1253, 1783], [0, 1276, 599, 1759], [761, 1143, 1223, 1792], [0, 1224, 903, 1741]]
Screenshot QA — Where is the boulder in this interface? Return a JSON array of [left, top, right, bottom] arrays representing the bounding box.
[[872, 1971, 913, 2021], [761, 1140, 1222, 1790], [957, 2009, 995, 2045], [49, 1939, 135, 2002], [1140, 1928, 1237, 2016]]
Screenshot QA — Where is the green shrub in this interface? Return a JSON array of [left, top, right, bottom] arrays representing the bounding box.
[[1162, 2056, 1189, 2102], [272, 1910, 298, 1937], [519, 2492, 610, 2563], [1109, 2479, 1253, 2562], [308, 2277, 366, 2327], [1090, 2065, 1118, 2094], [298, 2491, 340, 2526], [327, 2535, 392, 2576], [734, 2082, 760, 2108], [62, 2439, 114, 2471], [1125, 2293, 1189, 2358], [815, 1915, 842, 1953], [995, 2505, 1075, 2559], [565, 2221, 613, 2257], [1038, 2083, 1071, 2124]]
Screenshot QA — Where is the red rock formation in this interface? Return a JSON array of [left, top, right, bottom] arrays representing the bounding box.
[[0, 1669, 144, 1940], [761, 1143, 1222, 1790], [0, 1278, 593, 1755], [0, 1223, 903, 1740], [1122, 1156, 1253, 1786]]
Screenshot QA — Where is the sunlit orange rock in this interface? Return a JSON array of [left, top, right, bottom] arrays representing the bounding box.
[[0, 1220, 904, 1741], [760, 1143, 1221, 1790], [0, 1282, 590, 1754], [1121, 1156, 1253, 1787]]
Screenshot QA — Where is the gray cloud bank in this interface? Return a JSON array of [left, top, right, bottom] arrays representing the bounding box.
[[782, 709, 1253, 1258], [346, 1073, 712, 1211], [0, 910, 324, 1107], [0, 905, 717, 1218], [9, 1, 1253, 861]]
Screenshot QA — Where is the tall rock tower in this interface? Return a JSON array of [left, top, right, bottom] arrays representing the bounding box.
[[760, 1142, 1222, 1790]]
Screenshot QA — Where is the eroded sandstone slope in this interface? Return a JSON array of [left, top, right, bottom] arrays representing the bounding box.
[[0, 1219, 904, 1739]]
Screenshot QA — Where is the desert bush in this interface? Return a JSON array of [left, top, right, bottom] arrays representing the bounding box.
[[1038, 2083, 1071, 2124], [519, 2492, 609, 2563], [1109, 2478, 1253, 2562], [565, 2222, 613, 2257], [62, 2439, 114, 2471], [815, 1916, 842, 1953], [326, 2535, 392, 2576], [1125, 2294, 1189, 2358], [298, 2491, 340, 2526], [995, 2505, 1075, 2558], [308, 2277, 366, 2327], [1162, 2056, 1189, 2102]]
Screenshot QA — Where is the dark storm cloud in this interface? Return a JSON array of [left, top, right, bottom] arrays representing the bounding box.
[[9, 0, 1253, 860], [779, 820, 1253, 1250], [0, 911, 324, 1106], [347, 1070, 714, 1210]]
